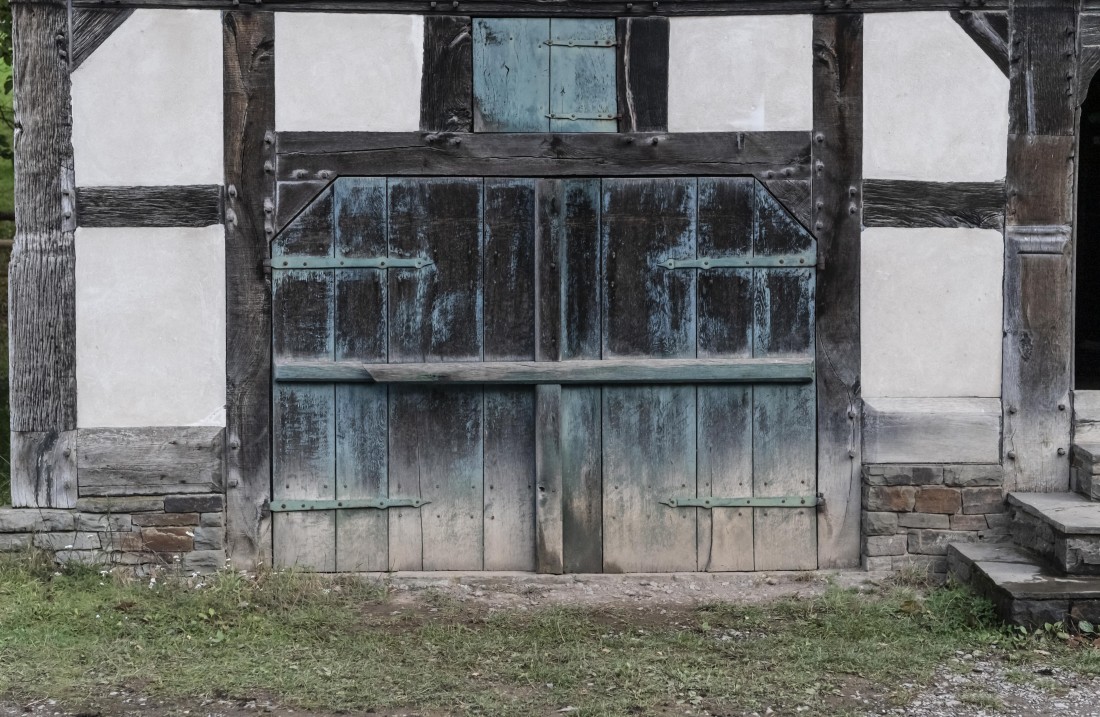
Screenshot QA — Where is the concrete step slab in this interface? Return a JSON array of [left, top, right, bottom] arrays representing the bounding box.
[[1007, 492, 1100, 575], [948, 542, 1100, 627]]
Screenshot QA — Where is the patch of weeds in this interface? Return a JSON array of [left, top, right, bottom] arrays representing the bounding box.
[[886, 563, 937, 590], [959, 689, 1004, 710]]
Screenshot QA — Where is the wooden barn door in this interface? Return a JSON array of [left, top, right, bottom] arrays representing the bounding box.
[[270, 176, 817, 572]]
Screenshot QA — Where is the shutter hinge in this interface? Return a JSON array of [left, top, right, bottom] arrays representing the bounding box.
[[662, 494, 824, 510], [269, 498, 430, 512]]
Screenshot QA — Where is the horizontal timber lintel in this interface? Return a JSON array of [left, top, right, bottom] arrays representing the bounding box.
[[76, 185, 224, 228], [275, 357, 815, 385], [68, 0, 1010, 14], [862, 179, 1005, 231], [276, 131, 811, 180]]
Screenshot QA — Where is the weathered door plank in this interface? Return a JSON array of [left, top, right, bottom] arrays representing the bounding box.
[[548, 19, 617, 132], [473, 18, 550, 132]]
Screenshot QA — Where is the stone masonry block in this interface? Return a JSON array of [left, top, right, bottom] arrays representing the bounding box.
[[864, 534, 908, 557], [863, 555, 895, 571], [985, 513, 1011, 530], [193, 526, 224, 551], [0, 508, 74, 533], [0, 534, 31, 551], [32, 532, 101, 551], [914, 487, 962, 514], [863, 465, 944, 486], [199, 512, 224, 528], [140, 527, 194, 552], [898, 513, 950, 529], [164, 494, 224, 513], [74, 497, 165, 513], [74, 513, 132, 533], [943, 464, 1003, 487], [132, 513, 199, 527], [864, 486, 917, 512], [862, 511, 899, 536], [950, 514, 989, 531], [962, 487, 1005, 514], [183, 550, 226, 573], [907, 529, 977, 556]]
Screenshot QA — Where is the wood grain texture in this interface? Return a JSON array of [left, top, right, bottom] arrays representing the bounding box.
[[70, 8, 134, 70], [862, 180, 1005, 230], [223, 10, 275, 569], [535, 383, 564, 574], [616, 17, 669, 132], [473, 18, 550, 132], [77, 426, 225, 497], [950, 10, 1009, 76], [761, 179, 812, 231], [421, 15, 473, 132], [561, 386, 602, 573], [811, 14, 863, 570], [1003, 227, 1072, 491], [69, 0, 1013, 15], [1007, 134, 1075, 226], [76, 185, 224, 227], [1082, 12, 1100, 46], [10, 0, 77, 438], [276, 131, 812, 180], [276, 179, 329, 232], [10, 430, 77, 509], [1009, 1, 1077, 136], [863, 398, 1003, 464], [484, 388, 536, 570], [548, 19, 617, 133], [274, 356, 817, 383]]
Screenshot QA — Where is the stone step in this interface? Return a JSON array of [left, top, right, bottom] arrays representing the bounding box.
[[1007, 492, 1100, 575], [1071, 443, 1100, 501], [947, 542, 1100, 627]]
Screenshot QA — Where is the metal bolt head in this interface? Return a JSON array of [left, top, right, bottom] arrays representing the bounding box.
[[1007, 450, 1017, 460], [1058, 447, 1067, 456], [1058, 403, 1066, 411]]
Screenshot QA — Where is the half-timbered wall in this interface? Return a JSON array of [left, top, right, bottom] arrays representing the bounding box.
[[4, 0, 1085, 575]]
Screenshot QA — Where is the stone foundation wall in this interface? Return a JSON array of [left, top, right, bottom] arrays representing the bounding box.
[[861, 464, 1007, 577], [0, 492, 226, 574]]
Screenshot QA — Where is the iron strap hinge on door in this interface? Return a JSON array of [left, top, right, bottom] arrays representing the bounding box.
[[661, 494, 824, 509], [268, 498, 430, 512], [264, 257, 433, 270], [658, 250, 817, 270]]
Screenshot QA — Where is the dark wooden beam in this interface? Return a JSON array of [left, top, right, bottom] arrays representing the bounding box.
[[70, 8, 133, 71], [420, 15, 472, 132], [950, 10, 1009, 76], [71, 0, 1011, 15], [1009, 0, 1077, 136], [812, 13, 862, 569], [9, 0, 78, 508], [862, 179, 1005, 230], [76, 185, 224, 227], [616, 17, 669, 132], [277, 131, 811, 180], [224, 10, 276, 569]]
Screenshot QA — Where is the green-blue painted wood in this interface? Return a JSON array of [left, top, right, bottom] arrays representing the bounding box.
[[473, 18, 550, 132], [549, 19, 617, 132]]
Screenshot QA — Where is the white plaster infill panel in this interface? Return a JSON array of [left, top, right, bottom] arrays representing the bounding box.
[[864, 12, 1009, 181], [862, 227, 1003, 398], [76, 226, 227, 428], [71, 10, 223, 186], [276, 13, 424, 131], [667, 15, 812, 132]]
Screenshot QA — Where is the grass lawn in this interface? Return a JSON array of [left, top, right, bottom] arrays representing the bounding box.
[[0, 557, 1097, 716]]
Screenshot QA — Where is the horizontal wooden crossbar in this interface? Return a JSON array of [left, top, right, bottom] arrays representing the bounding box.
[[76, 185, 224, 228], [862, 180, 1004, 231], [69, 0, 1011, 15], [276, 131, 810, 180], [275, 357, 815, 384]]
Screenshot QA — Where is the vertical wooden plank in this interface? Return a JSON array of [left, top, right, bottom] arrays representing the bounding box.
[[616, 17, 669, 133], [535, 383, 564, 574], [535, 179, 563, 363], [389, 387, 484, 571], [224, 10, 275, 567], [812, 14, 862, 569], [271, 184, 335, 571], [10, 0, 77, 508], [473, 18, 550, 132], [483, 178, 537, 571], [601, 178, 697, 572], [333, 177, 388, 572], [548, 19, 617, 132], [558, 179, 603, 573], [696, 177, 754, 572], [387, 178, 485, 570], [602, 385, 697, 573], [1009, 0, 1077, 137], [421, 15, 473, 132]]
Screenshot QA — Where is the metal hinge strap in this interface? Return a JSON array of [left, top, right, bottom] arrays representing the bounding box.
[[662, 495, 823, 509], [269, 498, 429, 512], [266, 257, 433, 270], [659, 252, 816, 270], [543, 39, 617, 47], [546, 113, 619, 121]]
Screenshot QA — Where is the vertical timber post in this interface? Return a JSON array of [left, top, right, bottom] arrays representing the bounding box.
[[224, 10, 275, 568], [9, 0, 78, 509], [812, 13, 863, 568], [1003, 0, 1077, 492]]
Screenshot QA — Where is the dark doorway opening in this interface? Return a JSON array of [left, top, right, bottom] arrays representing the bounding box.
[[1076, 74, 1100, 388]]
